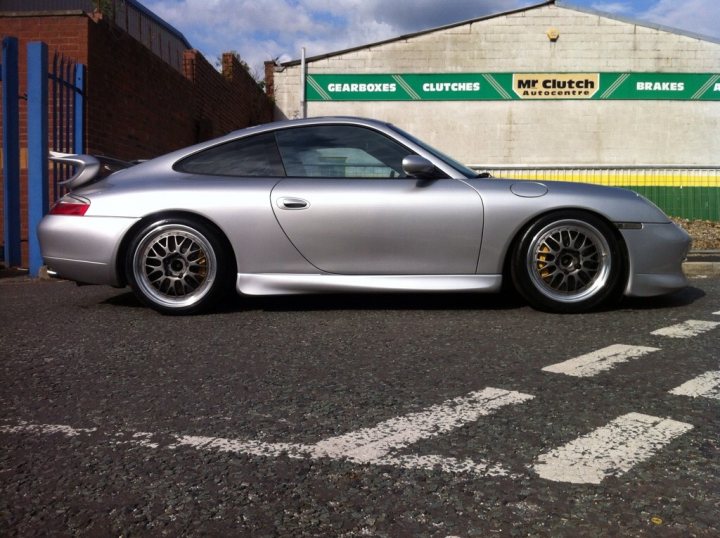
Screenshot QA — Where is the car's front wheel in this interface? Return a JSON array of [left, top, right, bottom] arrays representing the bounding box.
[[125, 217, 232, 315], [511, 211, 626, 313]]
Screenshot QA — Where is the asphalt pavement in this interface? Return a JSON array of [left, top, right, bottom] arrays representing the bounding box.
[[1, 273, 719, 536]]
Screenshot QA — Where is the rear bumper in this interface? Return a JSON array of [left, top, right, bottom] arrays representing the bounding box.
[[622, 222, 691, 297], [39, 215, 139, 286]]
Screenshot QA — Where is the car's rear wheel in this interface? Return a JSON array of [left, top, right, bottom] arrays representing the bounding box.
[[126, 217, 231, 315], [511, 211, 625, 313]]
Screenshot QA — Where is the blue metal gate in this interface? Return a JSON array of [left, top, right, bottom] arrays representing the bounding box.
[[1, 37, 85, 276], [2, 37, 21, 268]]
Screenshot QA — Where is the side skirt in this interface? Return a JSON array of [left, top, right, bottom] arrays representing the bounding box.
[[236, 273, 502, 296]]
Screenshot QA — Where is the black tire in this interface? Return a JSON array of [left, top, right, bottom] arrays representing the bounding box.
[[511, 210, 626, 313], [125, 217, 232, 315]]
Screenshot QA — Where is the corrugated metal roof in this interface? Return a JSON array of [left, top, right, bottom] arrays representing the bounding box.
[[122, 0, 192, 49], [0, 0, 192, 49], [0, 0, 94, 10]]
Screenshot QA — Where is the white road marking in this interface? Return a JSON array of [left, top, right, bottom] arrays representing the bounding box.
[[532, 413, 693, 484], [714, 311, 720, 315], [0, 421, 96, 437], [171, 438, 517, 478], [541, 344, 660, 377], [669, 371, 720, 400], [650, 319, 720, 338], [377, 454, 512, 478], [172, 435, 313, 459], [111, 431, 161, 449], [309, 387, 534, 463], [0, 387, 532, 480]]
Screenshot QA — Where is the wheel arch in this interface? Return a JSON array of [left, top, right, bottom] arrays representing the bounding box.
[[115, 210, 237, 287], [501, 207, 630, 293]]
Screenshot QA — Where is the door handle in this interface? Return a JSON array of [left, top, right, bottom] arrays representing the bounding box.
[[277, 197, 309, 210]]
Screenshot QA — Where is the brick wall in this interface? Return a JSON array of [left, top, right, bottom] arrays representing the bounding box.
[[1, 14, 90, 266], [1, 11, 272, 266], [86, 16, 272, 160], [271, 3, 720, 166]]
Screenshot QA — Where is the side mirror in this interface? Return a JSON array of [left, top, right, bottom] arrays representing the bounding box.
[[402, 155, 438, 179]]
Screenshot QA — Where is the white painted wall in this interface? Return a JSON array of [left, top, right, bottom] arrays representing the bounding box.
[[271, 4, 720, 165]]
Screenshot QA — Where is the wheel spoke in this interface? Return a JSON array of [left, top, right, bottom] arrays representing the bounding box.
[[133, 224, 218, 309], [526, 219, 613, 304]]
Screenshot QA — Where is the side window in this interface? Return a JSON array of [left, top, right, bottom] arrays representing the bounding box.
[[175, 133, 285, 177], [275, 125, 411, 179]]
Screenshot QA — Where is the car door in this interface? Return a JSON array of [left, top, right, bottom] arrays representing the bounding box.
[[270, 124, 484, 275]]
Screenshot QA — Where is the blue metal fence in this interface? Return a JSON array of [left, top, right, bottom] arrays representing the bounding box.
[[27, 42, 50, 277], [1, 37, 85, 275], [2, 37, 21, 267], [51, 52, 86, 198]]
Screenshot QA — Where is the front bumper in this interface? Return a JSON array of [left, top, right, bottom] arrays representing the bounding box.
[[621, 222, 691, 297], [38, 215, 140, 286]]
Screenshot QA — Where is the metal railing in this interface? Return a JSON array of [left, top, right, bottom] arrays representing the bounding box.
[[469, 165, 720, 221]]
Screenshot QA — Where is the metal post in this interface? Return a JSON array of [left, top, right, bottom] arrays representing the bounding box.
[[2, 37, 21, 267], [27, 42, 49, 277], [73, 64, 85, 154], [300, 47, 306, 119]]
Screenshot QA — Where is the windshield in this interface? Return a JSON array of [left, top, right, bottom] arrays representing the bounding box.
[[387, 124, 479, 179]]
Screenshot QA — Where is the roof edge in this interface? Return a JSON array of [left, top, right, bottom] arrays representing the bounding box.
[[280, 0, 720, 68], [556, 0, 720, 46], [121, 0, 192, 49], [0, 10, 87, 18], [280, 0, 554, 67]]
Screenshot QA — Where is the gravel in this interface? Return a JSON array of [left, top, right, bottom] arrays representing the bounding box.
[[671, 218, 720, 250]]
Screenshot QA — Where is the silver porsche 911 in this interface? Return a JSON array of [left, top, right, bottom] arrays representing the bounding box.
[[39, 116, 690, 315]]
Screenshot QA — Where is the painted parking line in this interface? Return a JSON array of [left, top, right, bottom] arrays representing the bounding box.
[[541, 344, 660, 377], [0, 421, 96, 437], [532, 413, 693, 484], [377, 453, 510, 477], [174, 388, 533, 479], [669, 371, 720, 400], [650, 320, 720, 338], [173, 435, 312, 458], [174, 433, 518, 478], [309, 387, 533, 463], [1, 387, 534, 480]]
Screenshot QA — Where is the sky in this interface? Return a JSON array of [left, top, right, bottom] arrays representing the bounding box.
[[142, 0, 720, 77]]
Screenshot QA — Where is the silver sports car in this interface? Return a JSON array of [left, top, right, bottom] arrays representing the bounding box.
[[39, 117, 690, 314]]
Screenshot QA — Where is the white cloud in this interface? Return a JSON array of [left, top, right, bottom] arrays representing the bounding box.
[[143, 0, 529, 76], [590, 2, 632, 14], [640, 0, 720, 39], [142, 0, 720, 80]]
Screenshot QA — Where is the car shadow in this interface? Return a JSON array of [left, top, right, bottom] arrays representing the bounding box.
[[100, 285, 705, 314], [231, 291, 528, 312], [616, 285, 705, 311], [102, 289, 528, 312]]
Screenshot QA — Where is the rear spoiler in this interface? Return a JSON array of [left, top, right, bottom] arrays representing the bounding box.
[[49, 151, 136, 191]]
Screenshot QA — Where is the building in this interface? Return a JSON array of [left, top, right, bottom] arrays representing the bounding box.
[[266, 0, 720, 167], [1, 0, 272, 266], [1, 0, 272, 160]]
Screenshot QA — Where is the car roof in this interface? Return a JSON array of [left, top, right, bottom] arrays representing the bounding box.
[[227, 116, 391, 138]]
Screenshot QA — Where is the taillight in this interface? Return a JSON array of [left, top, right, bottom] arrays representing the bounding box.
[[49, 199, 90, 216]]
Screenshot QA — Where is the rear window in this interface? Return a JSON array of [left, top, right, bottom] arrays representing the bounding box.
[[175, 133, 285, 177]]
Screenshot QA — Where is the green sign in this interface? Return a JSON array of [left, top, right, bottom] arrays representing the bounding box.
[[306, 73, 720, 101]]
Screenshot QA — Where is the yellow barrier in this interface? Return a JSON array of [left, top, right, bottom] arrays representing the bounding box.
[[469, 166, 720, 220], [471, 168, 720, 188]]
